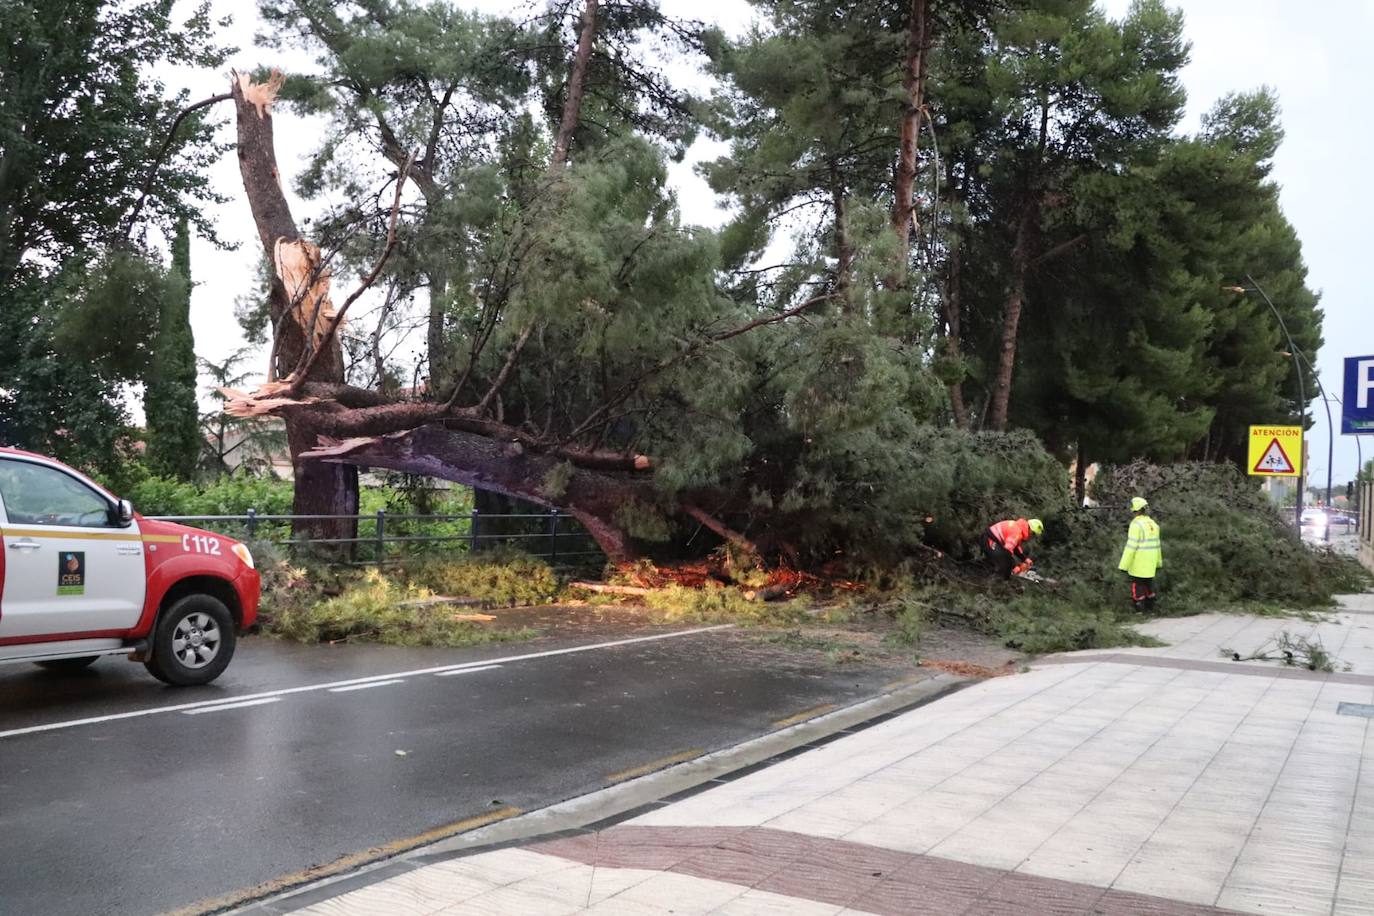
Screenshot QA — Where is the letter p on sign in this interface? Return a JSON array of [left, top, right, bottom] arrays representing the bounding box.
[[1342, 356, 1374, 434]]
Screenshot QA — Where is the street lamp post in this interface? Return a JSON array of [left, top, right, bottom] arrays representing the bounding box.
[[1225, 276, 1309, 529], [1287, 347, 1336, 541]]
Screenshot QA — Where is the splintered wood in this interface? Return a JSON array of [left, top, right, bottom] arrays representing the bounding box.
[[274, 237, 340, 353], [235, 68, 284, 119], [217, 386, 319, 418]]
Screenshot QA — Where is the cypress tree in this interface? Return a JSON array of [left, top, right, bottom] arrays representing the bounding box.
[[144, 218, 201, 479]]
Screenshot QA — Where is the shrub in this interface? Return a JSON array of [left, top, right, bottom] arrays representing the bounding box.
[[121, 472, 294, 517]]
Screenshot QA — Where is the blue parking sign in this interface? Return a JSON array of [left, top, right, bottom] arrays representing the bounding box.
[[1343, 355, 1374, 434]]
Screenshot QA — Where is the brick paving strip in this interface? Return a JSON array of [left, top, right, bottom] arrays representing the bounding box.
[[533, 825, 1254, 915], [1036, 652, 1374, 686]]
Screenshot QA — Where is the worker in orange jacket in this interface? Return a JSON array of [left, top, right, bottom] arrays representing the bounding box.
[[981, 517, 1044, 578]]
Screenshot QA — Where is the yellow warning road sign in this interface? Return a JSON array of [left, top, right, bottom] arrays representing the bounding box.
[[1248, 425, 1303, 477]]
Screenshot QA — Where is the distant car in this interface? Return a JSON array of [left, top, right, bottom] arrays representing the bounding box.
[[0, 448, 260, 685], [1300, 509, 1329, 533]]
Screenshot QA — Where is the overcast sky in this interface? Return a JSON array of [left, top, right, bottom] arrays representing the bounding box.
[[178, 0, 1373, 485]]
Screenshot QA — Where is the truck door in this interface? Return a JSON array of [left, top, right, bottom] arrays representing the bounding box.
[[0, 458, 147, 640]]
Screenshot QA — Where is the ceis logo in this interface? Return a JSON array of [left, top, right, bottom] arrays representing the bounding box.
[[58, 551, 86, 596]]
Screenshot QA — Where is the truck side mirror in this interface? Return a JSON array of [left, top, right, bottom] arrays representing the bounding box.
[[117, 499, 134, 526]]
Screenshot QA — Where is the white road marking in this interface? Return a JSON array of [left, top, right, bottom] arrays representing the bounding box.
[[0, 625, 733, 740], [328, 679, 405, 693], [182, 697, 281, 715], [435, 665, 502, 677]]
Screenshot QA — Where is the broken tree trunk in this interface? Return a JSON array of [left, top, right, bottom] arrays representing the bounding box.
[[232, 70, 359, 545], [301, 425, 652, 563]]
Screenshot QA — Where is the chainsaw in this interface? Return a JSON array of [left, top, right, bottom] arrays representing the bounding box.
[[1015, 568, 1055, 584], [1012, 559, 1057, 585]]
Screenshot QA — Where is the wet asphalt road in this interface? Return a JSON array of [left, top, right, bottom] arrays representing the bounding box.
[[0, 627, 903, 916]]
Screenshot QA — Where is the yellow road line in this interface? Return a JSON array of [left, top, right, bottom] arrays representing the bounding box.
[[607, 748, 705, 783], [772, 704, 837, 729], [165, 805, 523, 916], [882, 674, 925, 691]]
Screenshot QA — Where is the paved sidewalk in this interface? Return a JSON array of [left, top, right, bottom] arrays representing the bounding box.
[[272, 597, 1374, 915], [1066, 592, 1374, 673]]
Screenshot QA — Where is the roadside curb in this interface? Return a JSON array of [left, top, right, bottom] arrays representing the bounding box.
[[224, 672, 968, 915]]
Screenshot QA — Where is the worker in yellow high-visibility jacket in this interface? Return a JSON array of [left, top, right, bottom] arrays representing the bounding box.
[[1119, 497, 1162, 612]]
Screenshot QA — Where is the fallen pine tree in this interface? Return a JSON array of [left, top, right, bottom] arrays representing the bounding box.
[[215, 67, 1072, 569]]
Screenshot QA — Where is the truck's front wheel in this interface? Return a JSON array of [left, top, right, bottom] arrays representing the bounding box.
[[145, 595, 235, 686]]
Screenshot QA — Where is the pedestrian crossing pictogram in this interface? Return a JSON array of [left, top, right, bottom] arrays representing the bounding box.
[[1252, 438, 1295, 474]]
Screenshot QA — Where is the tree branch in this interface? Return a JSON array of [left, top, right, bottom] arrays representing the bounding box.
[[681, 503, 758, 554], [121, 93, 232, 240], [289, 149, 417, 392], [464, 319, 537, 414], [561, 292, 835, 445], [1030, 233, 1087, 268]]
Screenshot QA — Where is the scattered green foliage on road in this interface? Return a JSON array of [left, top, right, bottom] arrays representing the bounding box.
[[232, 455, 1374, 660], [754, 630, 871, 664], [266, 569, 537, 647], [636, 583, 809, 626], [404, 550, 560, 607], [254, 548, 551, 647], [886, 584, 1157, 655]]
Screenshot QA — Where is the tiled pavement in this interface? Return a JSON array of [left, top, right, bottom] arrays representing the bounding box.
[[285, 597, 1374, 915], [1064, 595, 1374, 674]]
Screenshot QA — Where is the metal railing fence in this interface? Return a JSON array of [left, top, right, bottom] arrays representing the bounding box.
[[147, 509, 604, 569]]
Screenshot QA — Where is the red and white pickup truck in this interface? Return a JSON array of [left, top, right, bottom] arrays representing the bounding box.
[[0, 448, 260, 685]]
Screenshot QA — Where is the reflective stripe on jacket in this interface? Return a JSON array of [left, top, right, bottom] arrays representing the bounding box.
[[990, 518, 1031, 553], [1119, 514, 1162, 578]]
